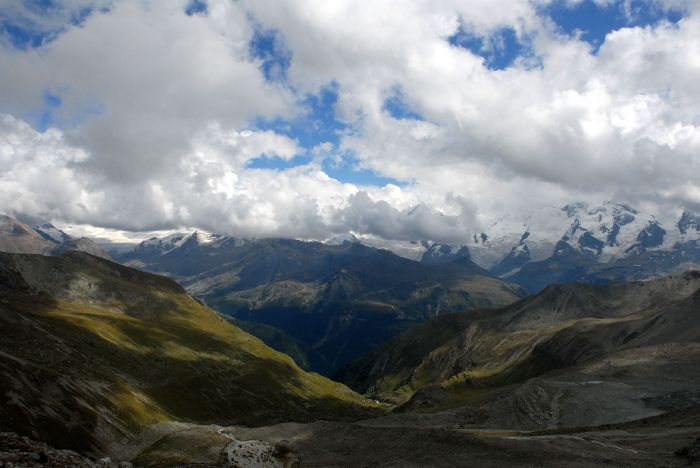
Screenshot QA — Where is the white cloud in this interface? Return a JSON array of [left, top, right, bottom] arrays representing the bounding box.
[[0, 0, 293, 182], [254, 0, 700, 214], [2, 0, 700, 243]]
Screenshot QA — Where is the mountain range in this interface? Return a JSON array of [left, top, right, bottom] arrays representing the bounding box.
[[112, 234, 523, 375], [2, 249, 698, 466], [4, 202, 700, 377], [354, 202, 700, 293], [2, 212, 700, 465], [110, 201, 700, 297], [14, 200, 700, 298], [0, 215, 110, 259], [338, 270, 700, 425], [79, 201, 698, 376]]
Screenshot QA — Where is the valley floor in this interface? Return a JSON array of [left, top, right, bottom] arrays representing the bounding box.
[[64, 413, 700, 467], [222, 418, 700, 467], [4, 420, 699, 467]]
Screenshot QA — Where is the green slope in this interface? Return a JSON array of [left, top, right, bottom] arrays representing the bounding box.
[[338, 271, 700, 407], [173, 240, 524, 375], [0, 251, 379, 458]]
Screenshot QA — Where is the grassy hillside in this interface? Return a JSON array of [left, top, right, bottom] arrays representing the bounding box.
[[169, 240, 524, 374], [338, 271, 700, 408], [0, 251, 378, 458]]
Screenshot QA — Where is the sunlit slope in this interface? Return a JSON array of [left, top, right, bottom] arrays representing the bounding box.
[[339, 271, 700, 407], [184, 240, 524, 374], [0, 251, 377, 456]]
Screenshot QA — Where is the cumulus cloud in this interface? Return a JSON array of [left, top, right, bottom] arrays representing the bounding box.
[[1, 0, 293, 181], [250, 0, 700, 215], [2, 0, 700, 243], [331, 191, 479, 243]]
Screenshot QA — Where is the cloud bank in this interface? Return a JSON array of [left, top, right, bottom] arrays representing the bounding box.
[[1, 0, 700, 242]]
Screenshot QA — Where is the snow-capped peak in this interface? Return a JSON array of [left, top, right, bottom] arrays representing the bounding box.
[[136, 230, 232, 255], [188, 231, 224, 245], [140, 232, 188, 250], [678, 211, 700, 235], [324, 233, 361, 245], [420, 242, 471, 265], [558, 202, 657, 260], [33, 223, 71, 244]]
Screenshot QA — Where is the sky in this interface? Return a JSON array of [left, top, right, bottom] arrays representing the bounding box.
[[1, 0, 700, 244]]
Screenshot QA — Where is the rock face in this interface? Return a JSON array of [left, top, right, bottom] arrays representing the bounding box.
[[678, 210, 700, 234], [0, 251, 376, 459], [490, 231, 532, 277], [33, 223, 71, 244], [0, 215, 55, 254], [0, 215, 111, 259], [338, 270, 700, 426], [114, 237, 524, 375], [420, 243, 475, 267], [0, 432, 102, 467]]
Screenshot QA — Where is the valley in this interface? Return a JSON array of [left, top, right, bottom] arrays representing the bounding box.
[[0, 250, 378, 463], [99, 202, 700, 376], [113, 234, 524, 375], [1, 214, 700, 466], [4, 2, 700, 465]]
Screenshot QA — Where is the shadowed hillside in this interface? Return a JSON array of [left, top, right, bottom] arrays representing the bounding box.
[[116, 236, 524, 375], [338, 271, 700, 421], [0, 251, 378, 459]]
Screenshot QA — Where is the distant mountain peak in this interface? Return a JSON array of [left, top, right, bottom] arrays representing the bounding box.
[[595, 200, 639, 215], [562, 202, 588, 217], [324, 233, 361, 245], [191, 231, 224, 244], [420, 242, 471, 265], [625, 220, 666, 255], [33, 223, 71, 244], [678, 210, 700, 235], [0, 215, 55, 254], [554, 201, 660, 260]]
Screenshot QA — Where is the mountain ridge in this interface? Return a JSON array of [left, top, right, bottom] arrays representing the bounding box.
[[418, 202, 700, 293], [0, 250, 378, 459], [337, 270, 700, 411], [0, 214, 111, 260], [113, 236, 523, 375]]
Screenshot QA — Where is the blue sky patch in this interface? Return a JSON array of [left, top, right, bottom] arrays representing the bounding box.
[[544, 0, 686, 52], [1, 22, 49, 49], [22, 89, 62, 131], [449, 26, 527, 70], [249, 26, 292, 82], [247, 154, 311, 170], [251, 84, 406, 186], [322, 154, 406, 187], [255, 83, 348, 149], [185, 0, 208, 16], [0, 0, 98, 50], [383, 88, 423, 120]]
